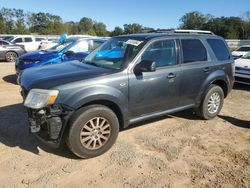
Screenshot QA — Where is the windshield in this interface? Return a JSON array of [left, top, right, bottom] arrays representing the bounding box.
[[84, 37, 145, 70], [242, 52, 250, 59], [45, 41, 73, 52], [3, 36, 14, 42], [236, 46, 250, 52]]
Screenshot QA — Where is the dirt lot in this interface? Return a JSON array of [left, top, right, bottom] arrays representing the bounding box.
[[0, 62, 249, 188]]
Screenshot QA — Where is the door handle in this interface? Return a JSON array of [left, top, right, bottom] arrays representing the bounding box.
[[167, 73, 176, 79], [203, 67, 210, 72]]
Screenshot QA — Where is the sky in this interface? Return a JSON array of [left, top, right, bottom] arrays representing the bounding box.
[[0, 0, 249, 30]]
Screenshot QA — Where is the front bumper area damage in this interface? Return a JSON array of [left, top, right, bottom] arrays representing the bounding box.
[[26, 105, 74, 148]]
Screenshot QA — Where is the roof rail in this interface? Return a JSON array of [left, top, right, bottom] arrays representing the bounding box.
[[174, 29, 214, 35], [147, 29, 214, 35]]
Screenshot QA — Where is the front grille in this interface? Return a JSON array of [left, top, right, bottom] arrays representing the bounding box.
[[235, 66, 250, 71], [235, 76, 250, 83]]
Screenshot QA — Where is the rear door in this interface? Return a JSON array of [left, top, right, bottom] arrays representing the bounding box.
[[128, 38, 181, 118], [178, 38, 213, 106]]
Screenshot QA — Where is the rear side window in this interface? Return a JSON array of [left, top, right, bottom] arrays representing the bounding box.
[[207, 39, 230, 61], [181, 39, 207, 63], [24, 37, 32, 42]]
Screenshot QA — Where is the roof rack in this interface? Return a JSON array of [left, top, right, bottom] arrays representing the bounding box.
[[174, 29, 214, 35], [147, 29, 214, 35]]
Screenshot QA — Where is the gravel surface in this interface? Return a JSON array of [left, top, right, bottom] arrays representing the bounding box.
[[0, 62, 249, 188]]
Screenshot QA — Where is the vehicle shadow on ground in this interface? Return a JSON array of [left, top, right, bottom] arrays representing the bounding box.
[[2, 74, 17, 85], [0, 103, 78, 159], [218, 115, 250, 129]]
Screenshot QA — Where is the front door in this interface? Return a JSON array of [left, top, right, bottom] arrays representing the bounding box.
[[128, 39, 180, 119]]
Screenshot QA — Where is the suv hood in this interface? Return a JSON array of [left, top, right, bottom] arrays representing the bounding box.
[[235, 58, 250, 68], [20, 60, 113, 90], [19, 50, 60, 61]]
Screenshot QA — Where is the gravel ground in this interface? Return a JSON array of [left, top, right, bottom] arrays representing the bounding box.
[[0, 62, 249, 188]]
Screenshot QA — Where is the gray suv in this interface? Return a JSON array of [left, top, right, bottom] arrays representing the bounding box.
[[20, 30, 234, 158]]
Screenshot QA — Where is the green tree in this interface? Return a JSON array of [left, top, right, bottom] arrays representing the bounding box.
[[110, 26, 124, 36], [93, 22, 107, 36], [29, 12, 65, 34], [123, 23, 143, 34], [179, 11, 209, 29]]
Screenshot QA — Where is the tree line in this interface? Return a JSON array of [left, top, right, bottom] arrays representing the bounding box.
[[0, 7, 250, 39]]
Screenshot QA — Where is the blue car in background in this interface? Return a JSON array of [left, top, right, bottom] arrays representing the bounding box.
[[15, 37, 106, 74]]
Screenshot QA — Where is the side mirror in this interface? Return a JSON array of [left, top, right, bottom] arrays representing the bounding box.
[[134, 60, 156, 73], [64, 50, 74, 56]]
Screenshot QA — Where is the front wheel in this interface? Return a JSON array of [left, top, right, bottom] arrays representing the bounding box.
[[67, 105, 119, 159], [196, 84, 224, 120]]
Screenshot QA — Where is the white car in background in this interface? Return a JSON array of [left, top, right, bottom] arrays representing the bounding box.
[[232, 45, 250, 59], [235, 52, 250, 85], [3, 35, 45, 52]]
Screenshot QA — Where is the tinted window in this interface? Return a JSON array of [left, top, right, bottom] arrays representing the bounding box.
[[14, 38, 23, 43], [181, 39, 207, 63], [35, 38, 45, 41], [24, 37, 32, 42], [236, 47, 250, 52], [141, 40, 177, 67], [207, 39, 230, 61]]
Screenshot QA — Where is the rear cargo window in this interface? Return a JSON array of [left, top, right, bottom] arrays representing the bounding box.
[[181, 39, 207, 63], [207, 39, 230, 61]]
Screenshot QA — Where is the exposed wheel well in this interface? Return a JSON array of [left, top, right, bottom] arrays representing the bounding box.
[[80, 100, 124, 129], [211, 80, 228, 98]]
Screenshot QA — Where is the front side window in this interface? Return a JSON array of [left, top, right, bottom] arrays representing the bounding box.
[[181, 39, 207, 63], [141, 40, 177, 68], [207, 39, 230, 61], [84, 37, 145, 70]]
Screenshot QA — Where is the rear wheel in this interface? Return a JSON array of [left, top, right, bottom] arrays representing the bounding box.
[[5, 52, 18, 62], [196, 84, 224, 120], [67, 105, 119, 158]]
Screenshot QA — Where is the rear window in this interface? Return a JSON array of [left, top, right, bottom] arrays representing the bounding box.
[[236, 47, 250, 52], [207, 39, 230, 61], [24, 37, 33, 42], [181, 39, 207, 63]]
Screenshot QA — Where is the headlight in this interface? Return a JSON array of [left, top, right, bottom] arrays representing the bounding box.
[[24, 89, 59, 109], [23, 60, 40, 65]]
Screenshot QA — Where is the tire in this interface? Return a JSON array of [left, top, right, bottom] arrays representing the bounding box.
[[196, 84, 224, 120], [5, 52, 18, 62], [67, 105, 119, 159]]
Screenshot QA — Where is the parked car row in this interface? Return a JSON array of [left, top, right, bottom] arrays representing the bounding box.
[[15, 37, 106, 75], [0, 39, 26, 62], [18, 30, 236, 159]]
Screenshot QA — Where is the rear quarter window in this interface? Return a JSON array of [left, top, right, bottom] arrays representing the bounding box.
[[207, 39, 230, 61], [181, 39, 207, 63]]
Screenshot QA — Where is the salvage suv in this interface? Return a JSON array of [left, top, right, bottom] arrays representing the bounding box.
[[19, 30, 234, 158]]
